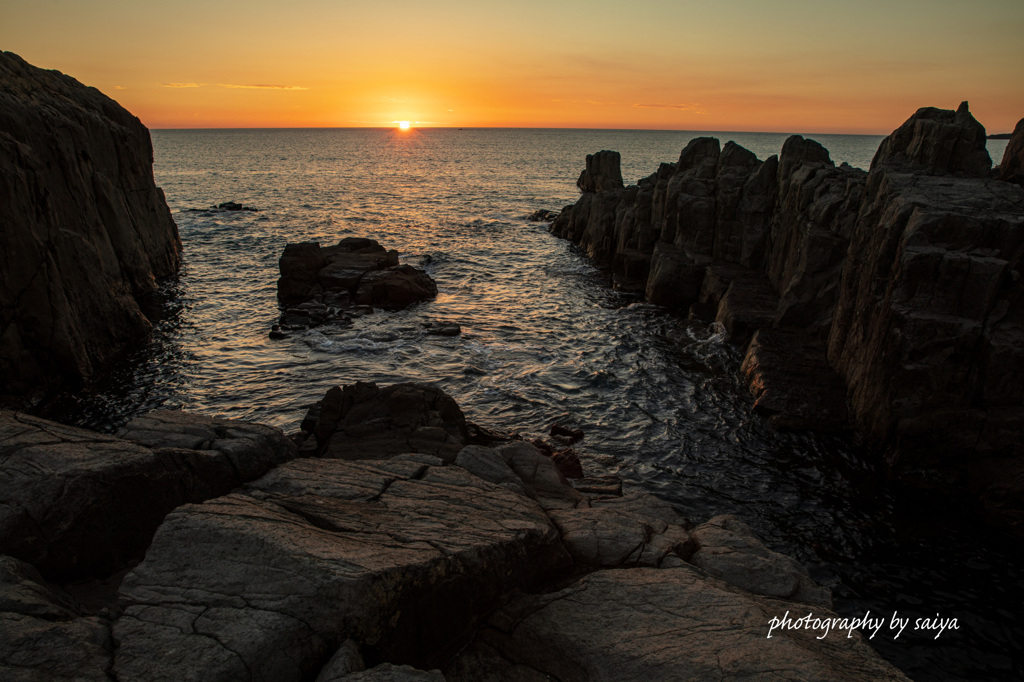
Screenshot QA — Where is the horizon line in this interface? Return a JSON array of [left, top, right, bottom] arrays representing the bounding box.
[[149, 125, 896, 137]]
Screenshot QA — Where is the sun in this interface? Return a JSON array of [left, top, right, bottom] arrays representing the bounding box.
[[397, 120, 411, 131]]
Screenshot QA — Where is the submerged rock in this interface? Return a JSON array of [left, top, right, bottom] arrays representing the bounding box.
[[0, 51, 181, 403]]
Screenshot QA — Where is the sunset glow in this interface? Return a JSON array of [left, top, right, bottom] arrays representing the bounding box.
[[1, 0, 1022, 134], [397, 121, 412, 131]]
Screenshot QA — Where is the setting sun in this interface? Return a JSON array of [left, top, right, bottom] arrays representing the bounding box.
[[397, 121, 411, 131]]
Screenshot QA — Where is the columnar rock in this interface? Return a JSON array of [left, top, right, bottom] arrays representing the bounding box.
[[0, 51, 181, 402], [549, 102, 1024, 534]]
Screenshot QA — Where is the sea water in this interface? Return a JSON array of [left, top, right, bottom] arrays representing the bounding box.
[[52, 128, 1018, 680]]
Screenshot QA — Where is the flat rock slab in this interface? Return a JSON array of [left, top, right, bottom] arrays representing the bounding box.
[[458, 566, 907, 681], [0, 410, 291, 581], [113, 457, 571, 682]]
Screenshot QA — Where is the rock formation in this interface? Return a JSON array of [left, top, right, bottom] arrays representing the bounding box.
[[551, 102, 1024, 536], [998, 117, 1024, 187], [0, 52, 181, 404], [0, 383, 908, 680], [275, 237, 437, 334]]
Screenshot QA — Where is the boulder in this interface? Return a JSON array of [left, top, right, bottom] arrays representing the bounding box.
[[0, 409, 295, 580], [112, 457, 572, 681], [998, 117, 1024, 187], [453, 566, 907, 681], [871, 101, 991, 177], [0, 51, 181, 401], [309, 382, 470, 462]]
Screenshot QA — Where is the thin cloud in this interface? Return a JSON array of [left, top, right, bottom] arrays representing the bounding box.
[[160, 82, 307, 90], [633, 103, 705, 113], [217, 83, 308, 90]]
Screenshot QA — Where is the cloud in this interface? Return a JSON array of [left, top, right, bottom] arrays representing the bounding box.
[[217, 83, 308, 90], [161, 82, 307, 90], [632, 103, 705, 113], [113, 86, 127, 90]]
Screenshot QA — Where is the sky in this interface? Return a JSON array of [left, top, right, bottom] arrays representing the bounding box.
[[2, 0, 1022, 134]]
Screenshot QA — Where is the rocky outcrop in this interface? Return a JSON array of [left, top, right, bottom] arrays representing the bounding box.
[[999, 118, 1024, 187], [275, 238, 436, 334], [0, 383, 908, 680], [551, 102, 1024, 534], [871, 101, 991, 177], [0, 52, 181, 403], [0, 409, 295, 581]]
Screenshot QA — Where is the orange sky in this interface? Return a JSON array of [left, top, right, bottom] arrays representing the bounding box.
[[2, 0, 1022, 134]]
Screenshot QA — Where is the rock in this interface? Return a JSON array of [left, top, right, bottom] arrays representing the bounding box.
[[571, 476, 623, 497], [689, 514, 832, 607], [0, 51, 180, 401], [549, 423, 584, 443], [550, 106, 1024, 532], [548, 495, 694, 568], [527, 209, 559, 222], [338, 663, 445, 681], [0, 409, 295, 580], [576, 150, 623, 193], [550, 449, 583, 479], [112, 457, 572, 680], [455, 445, 528, 496], [116, 409, 297, 480], [353, 265, 438, 310], [311, 382, 470, 463], [827, 167, 1024, 522], [422, 320, 461, 336], [741, 328, 848, 431], [276, 238, 432, 327], [214, 201, 257, 211], [498, 440, 585, 511], [315, 640, 365, 681], [456, 567, 908, 681], [0, 555, 112, 681], [871, 101, 991, 177], [998, 117, 1024, 187]]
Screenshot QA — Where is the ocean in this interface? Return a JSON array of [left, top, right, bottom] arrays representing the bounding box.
[[52, 128, 1018, 679]]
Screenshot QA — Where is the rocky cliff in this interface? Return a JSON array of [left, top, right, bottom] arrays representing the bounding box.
[[0, 52, 181, 404], [551, 103, 1024, 535]]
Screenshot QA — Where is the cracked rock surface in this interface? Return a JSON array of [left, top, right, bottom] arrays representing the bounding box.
[[112, 457, 571, 681], [452, 566, 907, 682]]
